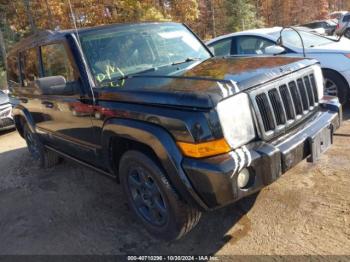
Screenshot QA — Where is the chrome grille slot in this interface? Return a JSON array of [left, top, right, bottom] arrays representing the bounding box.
[[297, 78, 310, 110], [309, 74, 319, 103], [250, 68, 320, 140], [268, 88, 286, 126], [256, 93, 275, 132], [289, 81, 303, 115], [279, 84, 295, 120], [303, 75, 315, 106]]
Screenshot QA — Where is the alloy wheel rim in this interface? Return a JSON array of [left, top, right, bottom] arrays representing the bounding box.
[[127, 166, 168, 226], [324, 78, 338, 97]]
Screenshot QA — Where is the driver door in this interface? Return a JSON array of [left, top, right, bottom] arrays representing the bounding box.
[[36, 41, 97, 164]]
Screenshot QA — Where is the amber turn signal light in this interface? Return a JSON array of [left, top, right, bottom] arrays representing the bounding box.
[[177, 138, 231, 158]]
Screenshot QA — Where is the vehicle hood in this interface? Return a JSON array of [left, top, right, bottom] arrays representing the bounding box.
[[97, 56, 317, 109], [0, 92, 10, 105], [306, 37, 350, 53]]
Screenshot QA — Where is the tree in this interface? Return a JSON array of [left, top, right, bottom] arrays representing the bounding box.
[[225, 0, 264, 32]]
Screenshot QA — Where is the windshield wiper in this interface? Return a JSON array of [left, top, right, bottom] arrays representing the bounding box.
[[102, 67, 158, 83], [100, 58, 202, 86], [171, 57, 202, 66]]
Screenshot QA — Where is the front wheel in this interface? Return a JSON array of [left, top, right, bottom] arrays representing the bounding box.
[[119, 150, 201, 240], [323, 70, 349, 105]]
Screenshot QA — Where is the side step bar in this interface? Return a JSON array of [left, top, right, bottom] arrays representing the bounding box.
[[45, 145, 115, 179]]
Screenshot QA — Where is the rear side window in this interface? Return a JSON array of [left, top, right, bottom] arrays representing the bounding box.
[[235, 36, 275, 55], [209, 38, 232, 56], [7, 54, 20, 86], [307, 23, 318, 28], [41, 43, 76, 81], [343, 15, 350, 22], [20, 47, 39, 87]]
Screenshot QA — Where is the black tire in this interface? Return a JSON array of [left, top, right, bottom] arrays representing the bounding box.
[[119, 150, 201, 241], [23, 123, 60, 168], [323, 70, 349, 105]]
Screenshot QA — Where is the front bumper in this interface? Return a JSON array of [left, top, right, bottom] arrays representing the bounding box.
[[182, 100, 341, 210]]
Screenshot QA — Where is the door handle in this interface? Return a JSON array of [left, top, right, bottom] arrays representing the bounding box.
[[42, 101, 54, 108]]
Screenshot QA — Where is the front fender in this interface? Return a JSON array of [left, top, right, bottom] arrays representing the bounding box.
[[12, 104, 36, 136], [101, 118, 208, 210]]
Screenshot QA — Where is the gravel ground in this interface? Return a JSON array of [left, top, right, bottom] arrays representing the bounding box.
[[0, 110, 349, 256]]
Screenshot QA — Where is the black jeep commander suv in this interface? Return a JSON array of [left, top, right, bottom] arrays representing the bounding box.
[[8, 22, 341, 240]]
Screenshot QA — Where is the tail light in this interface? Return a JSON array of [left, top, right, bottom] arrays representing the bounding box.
[[336, 24, 340, 30]]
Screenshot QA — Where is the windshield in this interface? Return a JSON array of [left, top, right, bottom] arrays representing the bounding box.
[[80, 23, 211, 86], [270, 30, 335, 49]]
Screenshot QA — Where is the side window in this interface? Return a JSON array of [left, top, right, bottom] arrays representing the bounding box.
[[20, 47, 39, 87], [41, 43, 76, 81], [7, 54, 20, 86], [236, 36, 275, 55], [209, 38, 232, 56], [343, 15, 350, 23]]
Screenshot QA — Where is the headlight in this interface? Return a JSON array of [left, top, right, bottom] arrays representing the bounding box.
[[313, 65, 324, 101], [216, 93, 256, 149]]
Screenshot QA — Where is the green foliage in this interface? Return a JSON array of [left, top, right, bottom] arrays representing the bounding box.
[[0, 69, 6, 89], [225, 0, 264, 32]]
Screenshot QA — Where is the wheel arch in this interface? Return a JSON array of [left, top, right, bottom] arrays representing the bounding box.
[[12, 105, 36, 137], [322, 68, 350, 90], [101, 118, 207, 210]]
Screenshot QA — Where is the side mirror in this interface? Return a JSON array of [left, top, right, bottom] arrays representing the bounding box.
[[35, 76, 74, 95], [264, 45, 286, 55]]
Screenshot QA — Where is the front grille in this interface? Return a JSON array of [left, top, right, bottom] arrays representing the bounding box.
[[251, 70, 319, 139], [0, 103, 12, 118], [0, 118, 14, 128]]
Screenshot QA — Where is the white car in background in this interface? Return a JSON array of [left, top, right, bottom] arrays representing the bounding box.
[[330, 11, 348, 22], [207, 27, 350, 104]]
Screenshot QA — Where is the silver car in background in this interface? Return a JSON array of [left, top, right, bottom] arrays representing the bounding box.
[[0, 90, 14, 131], [207, 27, 350, 105], [335, 12, 350, 38]]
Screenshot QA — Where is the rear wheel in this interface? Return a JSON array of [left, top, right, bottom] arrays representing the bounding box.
[[323, 70, 349, 105], [23, 123, 60, 168], [119, 150, 201, 240]]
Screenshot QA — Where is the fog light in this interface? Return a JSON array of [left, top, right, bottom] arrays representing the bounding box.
[[237, 168, 250, 189]]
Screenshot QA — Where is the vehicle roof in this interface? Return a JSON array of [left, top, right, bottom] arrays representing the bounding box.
[[330, 11, 348, 15], [8, 22, 180, 55], [302, 19, 336, 24]]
